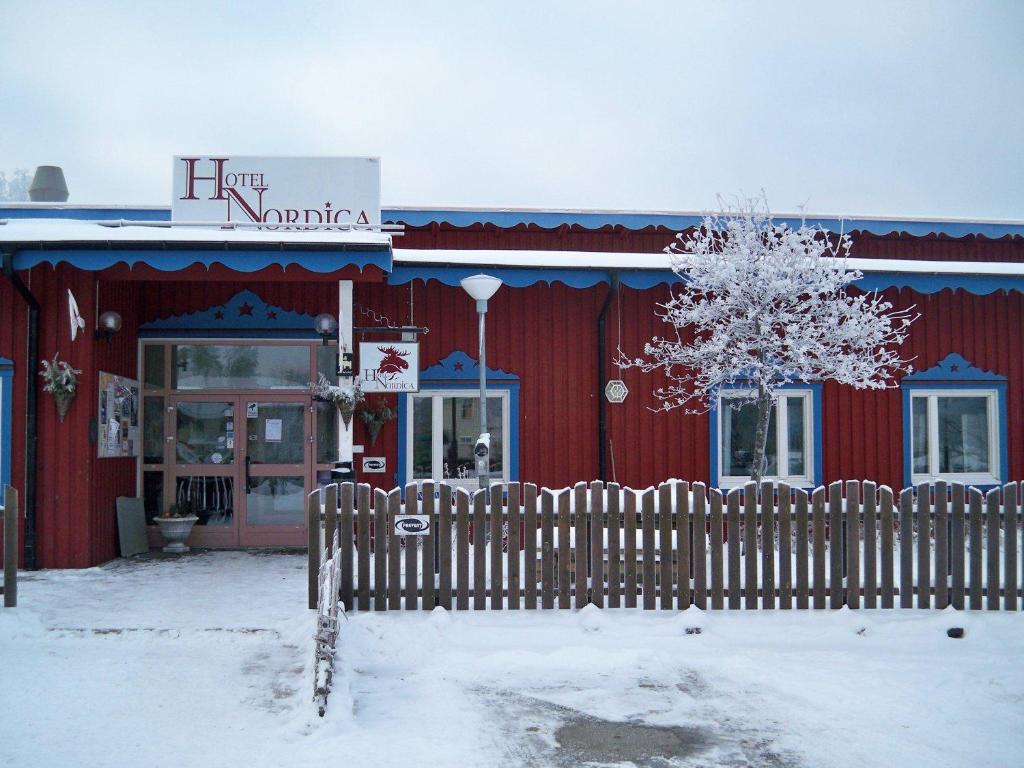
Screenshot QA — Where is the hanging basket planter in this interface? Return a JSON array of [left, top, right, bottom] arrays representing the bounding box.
[[52, 388, 75, 422], [358, 397, 395, 446], [311, 374, 363, 430], [39, 353, 81, 424]]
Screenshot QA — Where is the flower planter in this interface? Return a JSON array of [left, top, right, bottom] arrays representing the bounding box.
[[153, 516, 199, 554]]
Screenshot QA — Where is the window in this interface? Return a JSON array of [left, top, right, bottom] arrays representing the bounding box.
[[397, 351, 520, 489], [406, 390, 508, 489], [908, 391, 1000, 485], [901, 354, 1007, 487], [713, 388, 818, 488]]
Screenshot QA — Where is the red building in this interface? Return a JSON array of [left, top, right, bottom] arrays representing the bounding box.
[[2, 191, 1023, 568]]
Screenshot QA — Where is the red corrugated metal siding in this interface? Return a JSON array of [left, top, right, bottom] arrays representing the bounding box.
[[355, 280, 606, 488], [90, 280, 143, 564], [28, 264, 97, 568], [5, 242, 1024, 568], [821, 287, 1024, 488]]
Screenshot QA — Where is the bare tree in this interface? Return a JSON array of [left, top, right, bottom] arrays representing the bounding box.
[[626, 195, 917, 482]]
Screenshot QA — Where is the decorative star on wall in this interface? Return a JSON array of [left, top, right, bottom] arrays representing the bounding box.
[[213, 310, 224, 320], [267, 310, 277, 320], [453, 362, 464, 372], [238, 302, 254, 316]]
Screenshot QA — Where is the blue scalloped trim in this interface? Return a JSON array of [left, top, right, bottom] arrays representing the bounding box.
[[388, 265, 608, 289], [388, 265, 1024, 296], [422, 350, 520, 382], [12, 248, 391, 273], [903, 353, 1006, 383], [140, 290, 317, 335]]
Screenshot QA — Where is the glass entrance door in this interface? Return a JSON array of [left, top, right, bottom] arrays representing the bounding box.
[[168, 395, 311, 547], [240, 397, 310, 546], [169, 397, 239, 547]]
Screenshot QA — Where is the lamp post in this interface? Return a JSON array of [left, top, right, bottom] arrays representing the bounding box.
[[460, 274, 503, 489]]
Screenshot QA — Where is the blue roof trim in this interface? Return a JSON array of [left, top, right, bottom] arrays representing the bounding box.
[[421, 351, 520, 382], [389, 266, 1024, 296], [12, 248, 391, 274], [383, 209, 1024, 239], [0, 207, 170, 221], [856, 273, 1024, 296], [3, 205, 1021, 239], [903, 353, 1006, 383], [139, 290, 318, 336], [389, 264, 608, 289]]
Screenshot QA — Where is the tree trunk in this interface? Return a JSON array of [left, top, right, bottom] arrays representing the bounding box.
[[750, 384, 773, 483]]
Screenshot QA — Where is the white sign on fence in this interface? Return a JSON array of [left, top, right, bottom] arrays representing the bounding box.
[[359, 342, 419, 393], [393, 515, 431, 537], [172, 156, 381, 227], [362, 456, 386, 473]]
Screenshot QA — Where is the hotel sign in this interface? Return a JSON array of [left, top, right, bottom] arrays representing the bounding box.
[[171, 156, 380, 228], [359, 342, 419, 393]]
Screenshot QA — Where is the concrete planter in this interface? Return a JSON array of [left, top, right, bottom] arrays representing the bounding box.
[[153, 516, 198, 554]]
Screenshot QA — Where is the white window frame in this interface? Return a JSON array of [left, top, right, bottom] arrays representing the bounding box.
[[909, 388, 1000, 486], [718, 390, 814, 489], [405, 389, 511, 490]]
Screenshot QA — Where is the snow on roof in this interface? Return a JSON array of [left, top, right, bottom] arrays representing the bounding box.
[[392, 249, 1024, 277], [0, 218, 392, 249]]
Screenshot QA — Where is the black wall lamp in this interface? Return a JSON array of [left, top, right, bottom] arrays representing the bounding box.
[[94, 311, 122, 343]]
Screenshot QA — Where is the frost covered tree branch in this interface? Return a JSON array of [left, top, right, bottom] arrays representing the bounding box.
[[621, 194, 918, 482]]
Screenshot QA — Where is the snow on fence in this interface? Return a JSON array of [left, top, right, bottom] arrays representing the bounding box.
[[313, 526, 344, 716], [2, 485, 18, 608], [307, 480, 1022, 614]]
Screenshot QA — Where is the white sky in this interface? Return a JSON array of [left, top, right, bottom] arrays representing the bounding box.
[[2, 1, 1021, 218]]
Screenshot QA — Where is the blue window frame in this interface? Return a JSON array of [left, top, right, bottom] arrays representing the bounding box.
[[709, 383, 823, 489], [396, 351, 519, 489], [901, 354, 1007, 488], [0, 357, 13, 490]]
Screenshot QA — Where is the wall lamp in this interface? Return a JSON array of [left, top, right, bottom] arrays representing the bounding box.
[[94, 311, 122, 343], [314, 313, 338, 346]]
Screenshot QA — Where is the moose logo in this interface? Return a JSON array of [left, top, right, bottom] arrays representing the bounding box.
[[359, 341, 419, 393]]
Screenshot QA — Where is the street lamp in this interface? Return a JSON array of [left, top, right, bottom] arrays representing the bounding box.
[[460, 274, 503, 489]]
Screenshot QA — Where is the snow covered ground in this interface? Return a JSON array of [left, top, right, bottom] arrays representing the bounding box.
[[1, 552, 1022, 768]]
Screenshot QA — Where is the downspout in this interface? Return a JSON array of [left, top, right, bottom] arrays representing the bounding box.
[[2, 249, 39, 570], [596, 271, 620, 481]]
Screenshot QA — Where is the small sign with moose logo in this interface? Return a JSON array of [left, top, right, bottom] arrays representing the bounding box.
[[393, 515, 431, 537], [359, 342, 419, 393]]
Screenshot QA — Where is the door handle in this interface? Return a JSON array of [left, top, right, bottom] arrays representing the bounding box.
[[245, 454, 252, 491]]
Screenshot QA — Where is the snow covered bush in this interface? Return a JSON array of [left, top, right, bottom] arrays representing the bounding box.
[[625, 195, 917, 481]]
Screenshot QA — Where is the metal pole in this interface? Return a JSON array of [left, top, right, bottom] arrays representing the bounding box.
[[478, 304, 488, 489]]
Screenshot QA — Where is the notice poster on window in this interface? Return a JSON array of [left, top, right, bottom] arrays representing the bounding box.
[[264, 418, 283, 442], [97, 371, 140, 458]]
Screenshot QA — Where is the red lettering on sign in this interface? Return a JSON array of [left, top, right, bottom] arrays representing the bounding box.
[[178, 157, 229, 201]]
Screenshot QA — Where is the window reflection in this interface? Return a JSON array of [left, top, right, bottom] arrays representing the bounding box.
[[172, 345, 309, 389]]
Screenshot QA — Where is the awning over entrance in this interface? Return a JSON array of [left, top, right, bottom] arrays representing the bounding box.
[[0, 219, 393, 274]]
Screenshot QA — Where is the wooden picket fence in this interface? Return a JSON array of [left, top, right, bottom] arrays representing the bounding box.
[[307, 479, 1022, 613]]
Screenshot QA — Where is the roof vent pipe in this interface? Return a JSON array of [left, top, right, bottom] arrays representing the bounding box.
[[28, 165, 69, 202]]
